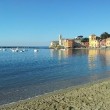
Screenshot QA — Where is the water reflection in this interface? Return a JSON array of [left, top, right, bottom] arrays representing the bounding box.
[[101, 50, 110, 66], [50, 49, 110, 71], [88, 49, 110, 70], [88, 50, 99, 69], [50, 49, 74, 60], [50, 49, 89, 59], [1, 49, 110, 105]]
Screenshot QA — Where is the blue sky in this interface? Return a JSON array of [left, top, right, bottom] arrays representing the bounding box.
[[0, 0, 110, 46]]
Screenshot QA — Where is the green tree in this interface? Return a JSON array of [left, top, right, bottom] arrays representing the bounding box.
[[100, 32, 110, 39], [81, 38, 89, 42], [96, 36, 100, 40]]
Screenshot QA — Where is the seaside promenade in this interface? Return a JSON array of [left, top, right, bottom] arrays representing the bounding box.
[[0, 78, 110, 110]]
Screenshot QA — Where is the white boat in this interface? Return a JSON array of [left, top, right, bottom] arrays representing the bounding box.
[[34, 49, 38, 52], [11, 48, 19, 52], [19, 50, 24, 52], [2, 48, 6, 51], [19, 49, 25, 52]]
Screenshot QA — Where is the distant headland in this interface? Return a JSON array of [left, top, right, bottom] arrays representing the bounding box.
[[50, 32, 110, 49]]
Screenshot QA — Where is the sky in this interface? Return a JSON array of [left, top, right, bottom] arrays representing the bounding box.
[[0, 0, 110, 46]]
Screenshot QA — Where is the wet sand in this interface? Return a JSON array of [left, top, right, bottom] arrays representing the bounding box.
[[0, 78, 110, 110]]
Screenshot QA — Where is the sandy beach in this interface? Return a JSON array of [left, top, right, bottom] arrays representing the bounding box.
[[0, 78, 110, 110]]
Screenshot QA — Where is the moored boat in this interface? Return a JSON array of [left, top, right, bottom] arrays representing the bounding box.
[[34, 49, 39, 52]]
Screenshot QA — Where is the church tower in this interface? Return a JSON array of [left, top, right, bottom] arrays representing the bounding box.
[[59, 34, 62, 45]]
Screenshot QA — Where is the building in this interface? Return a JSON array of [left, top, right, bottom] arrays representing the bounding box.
[[58, 35, 74, 48], [73, 36, 83, 48], [100, 39, 106, 48], [106, 38, 110, 47], [81, 42, 89, 48], [63, 39, 74, 48], [59, 34, 65, 46], [50, 34, 85, 49], [76, 36, 83, 39], [74, 39, 82, 48], [89, 34, 100, 48], [50, 41, 59, 48]]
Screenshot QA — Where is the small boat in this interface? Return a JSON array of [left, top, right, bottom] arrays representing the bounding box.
[[19, 49, 26, 52], [34, 49, 38, 52], [0, 48, 6, 51], [2, 48, 6, 51], [11, 48, 19, 52], [19, 50, 24, 52]]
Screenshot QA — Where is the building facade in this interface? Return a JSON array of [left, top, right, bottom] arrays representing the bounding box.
[[63, 39, 74, 48], [59, 34, 65, 46], [106, 38, 110, 47], [89, 34, 100, 48], [100, 39, 106, 47]]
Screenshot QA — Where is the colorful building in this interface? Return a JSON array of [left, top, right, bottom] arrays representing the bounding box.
[[106, 38, 110, 47], [63, 39, 74, 48], [100, 39, 106, 48], [89, 34, 100, 48]]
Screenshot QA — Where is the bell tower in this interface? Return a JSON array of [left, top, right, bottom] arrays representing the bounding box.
[[59, 34, 62, 45]]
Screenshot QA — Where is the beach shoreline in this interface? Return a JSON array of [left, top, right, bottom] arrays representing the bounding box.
[[1, 78, 110, 110]]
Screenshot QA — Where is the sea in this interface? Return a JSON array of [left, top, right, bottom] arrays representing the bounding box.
[[0, 47, 110, 105]]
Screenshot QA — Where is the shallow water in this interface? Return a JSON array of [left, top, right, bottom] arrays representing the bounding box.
[[0, 48, 110, 105]]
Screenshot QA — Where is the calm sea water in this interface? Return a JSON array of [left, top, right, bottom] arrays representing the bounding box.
[[0, 48, 110, 105]]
